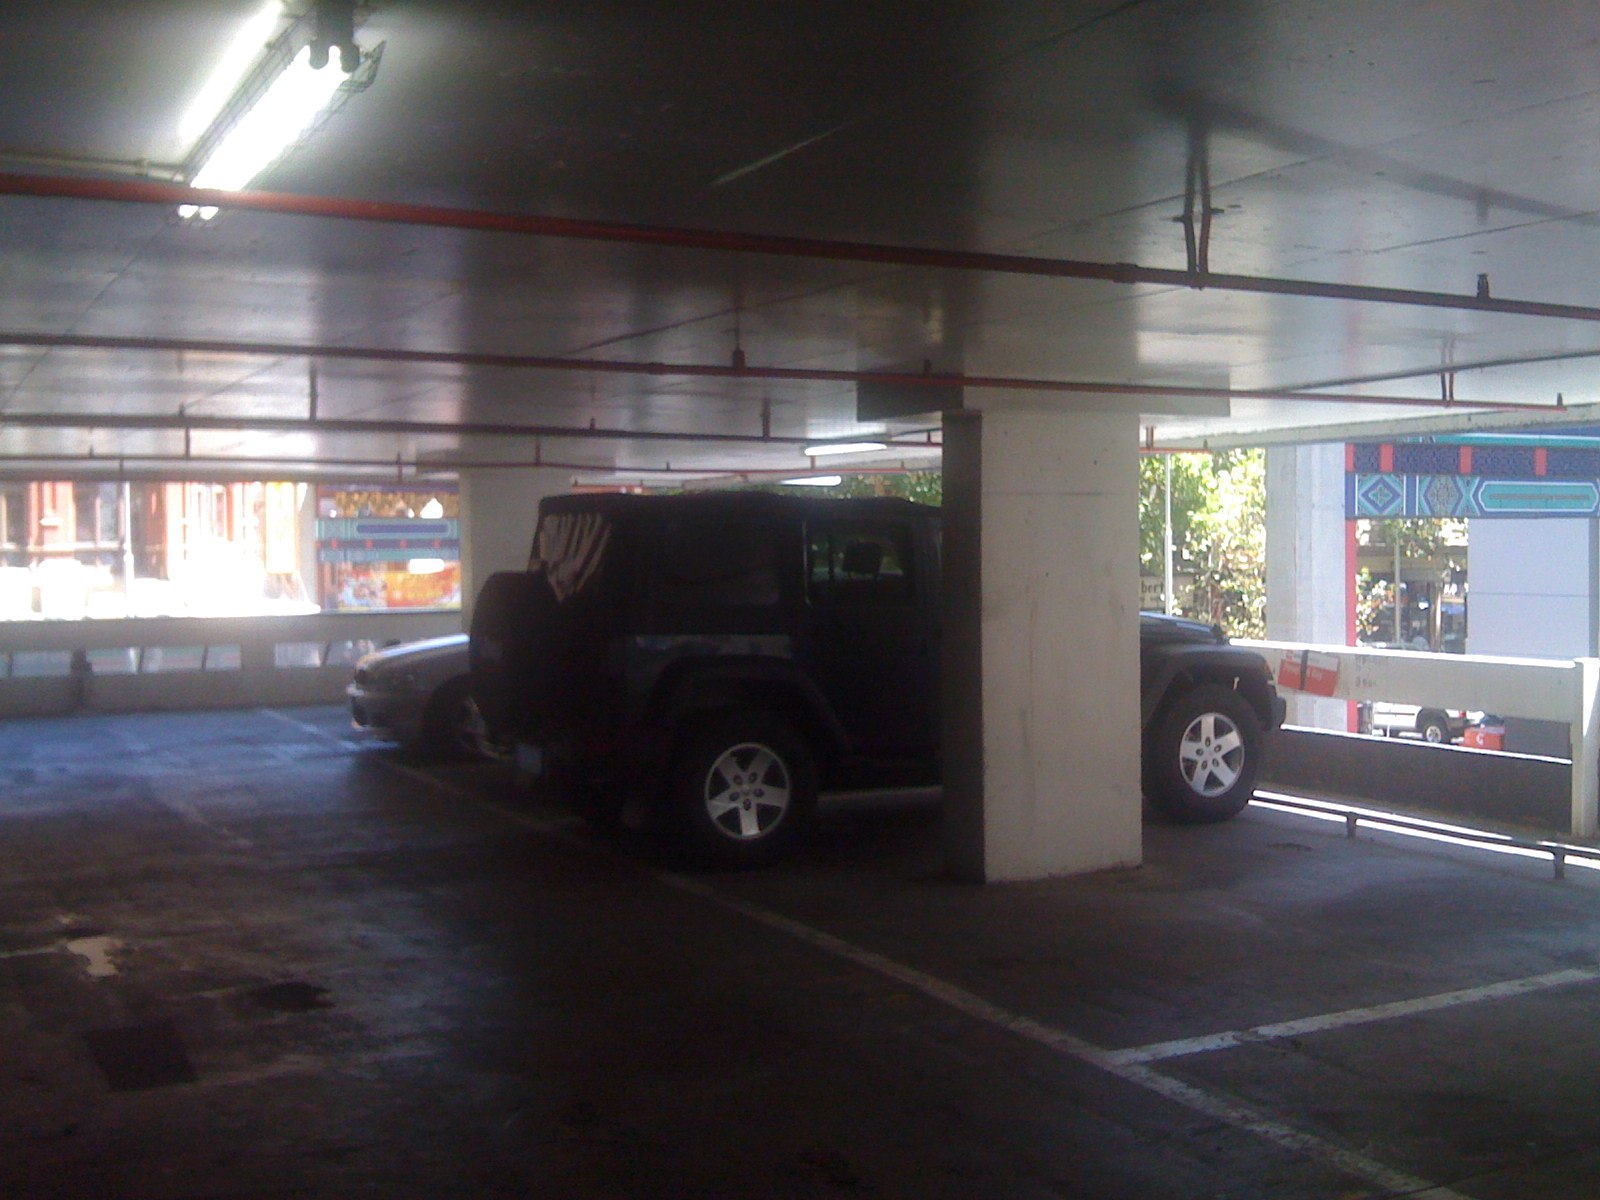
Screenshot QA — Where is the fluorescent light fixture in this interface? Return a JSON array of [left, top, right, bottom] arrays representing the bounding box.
[[189, 44, 350, 196], [781, 475, 843, 487], [803, 440, 888, 457], [178, 1, 285, 143], [179, 32, 356, 222]]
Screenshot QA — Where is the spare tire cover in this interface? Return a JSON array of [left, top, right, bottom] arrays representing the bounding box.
[[468, 570, 559, 739]]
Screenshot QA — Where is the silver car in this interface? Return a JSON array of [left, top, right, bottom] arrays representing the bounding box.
[[347, 633, 505, 759]]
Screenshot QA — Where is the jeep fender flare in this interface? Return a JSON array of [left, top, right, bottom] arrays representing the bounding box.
[[646, 657, 851, 767], [1141, 643, 1277, 731]]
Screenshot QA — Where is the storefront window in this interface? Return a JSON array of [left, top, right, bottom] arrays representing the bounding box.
[[315, 486, 461, 611]]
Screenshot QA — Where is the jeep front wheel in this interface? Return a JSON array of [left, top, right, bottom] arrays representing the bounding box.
[[669, 714, 817, 867], [1145, 684, 1262, 823]]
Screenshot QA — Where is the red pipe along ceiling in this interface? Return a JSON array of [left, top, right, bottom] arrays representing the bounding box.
[[0, 452, 941, 484], [0, 330, 1561, 416], [5, 172, 1600, 328]]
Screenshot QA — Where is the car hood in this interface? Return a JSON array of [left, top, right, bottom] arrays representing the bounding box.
[[1138, 611, 1227, 646], [357, 633, 469, 674]]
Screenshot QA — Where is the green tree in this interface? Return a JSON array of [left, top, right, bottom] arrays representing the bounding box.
[[824, 473, 943, 504], [1187, 450, 1266, 638], [1138, 455, 1210, 580], [1138, 451, 1266, 637], [1355, 517, 1468, 646], [780, 455, 1269, 637]]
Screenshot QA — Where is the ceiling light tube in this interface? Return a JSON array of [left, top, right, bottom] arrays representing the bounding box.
[[781, 475, 844, 487], [178, 2, 286, 143], [186, 45, 351, 205], [803, 440, 888, 457]]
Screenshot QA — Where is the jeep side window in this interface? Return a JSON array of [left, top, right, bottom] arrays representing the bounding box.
[[650, 515, 780, 606], [532, 512, 612, 603], [807, 522, 914, 606]]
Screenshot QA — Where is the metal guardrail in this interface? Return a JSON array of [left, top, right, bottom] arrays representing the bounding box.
[[1240, 640, 1600, 839], [1255, 791, 1600, 881]]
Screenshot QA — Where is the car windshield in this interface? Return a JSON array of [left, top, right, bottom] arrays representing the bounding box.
[[531, 511, 612, 603]]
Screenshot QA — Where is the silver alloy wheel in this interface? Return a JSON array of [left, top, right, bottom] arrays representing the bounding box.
[[703, 741, 792, 840], [1177, 710, 1245, 797]]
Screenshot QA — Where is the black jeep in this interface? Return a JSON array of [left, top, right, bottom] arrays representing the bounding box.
[[470, 491, 1282, 865]]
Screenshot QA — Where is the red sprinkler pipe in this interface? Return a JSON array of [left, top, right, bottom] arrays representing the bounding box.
[[0, 329, 1558, 413], [0, 451, 939, 482], [5, 171, 1600, 327]]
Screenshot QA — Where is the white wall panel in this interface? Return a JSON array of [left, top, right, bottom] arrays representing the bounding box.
[[1468, 519, 1594, 660]]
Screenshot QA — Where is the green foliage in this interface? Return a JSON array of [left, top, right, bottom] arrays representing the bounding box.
[[1358, 516, 1467, 566], [824, 473, 943, 505], [1187, 450, 1266, 638], [1354, 517, 1467, 645], [1355, 568, 1392, 642], [771, 456, 1269, 638], [1137, 451, 1266, 638], [1138, 456, 1209, 577]]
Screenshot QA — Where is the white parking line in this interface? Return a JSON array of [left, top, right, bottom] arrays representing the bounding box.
[[273, 708, 1468, 1197], [1108, 966, 1600, 1065], [261, 707, 579, 837], [661, 873, 1468, 1200], [257, 707, 367, 751], [0, 935, 124, 979]]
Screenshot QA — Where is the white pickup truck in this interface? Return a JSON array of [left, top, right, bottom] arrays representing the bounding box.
[[1363, 701, 1479, 743]]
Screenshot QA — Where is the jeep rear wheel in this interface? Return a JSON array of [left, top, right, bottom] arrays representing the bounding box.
[[1145, 684, 1262, 823], [419, 676, 509, 761], [669, 714, 817, 867]]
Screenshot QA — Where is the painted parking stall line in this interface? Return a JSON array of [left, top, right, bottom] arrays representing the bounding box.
[[1107, 966, 1600, 1065], [257, 707, 369, 752], [0, 935, 123, 978], [262, 708, 582, 839], [659, 874, 1470, 1200], [278, 707, 1468, 1199]]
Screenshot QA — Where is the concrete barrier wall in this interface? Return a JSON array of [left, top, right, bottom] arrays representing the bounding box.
[[1262, 726, 1572, 834], [0, 611, 460, 718], [1241, 639, 1600, 838]]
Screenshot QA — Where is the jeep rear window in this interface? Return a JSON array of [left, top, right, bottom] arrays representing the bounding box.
[[532, 512, 612, 603], [648, 516, 780, 606], [807, 522, 914, 605]]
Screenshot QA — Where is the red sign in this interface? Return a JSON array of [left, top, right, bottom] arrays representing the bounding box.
[[1276, 651, 1341, 697]]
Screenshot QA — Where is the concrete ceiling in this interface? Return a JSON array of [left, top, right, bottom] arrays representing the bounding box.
[[5, 0, 1600, 484]]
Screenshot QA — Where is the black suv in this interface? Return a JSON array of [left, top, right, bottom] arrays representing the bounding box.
[[471, 491, 1282, 865]]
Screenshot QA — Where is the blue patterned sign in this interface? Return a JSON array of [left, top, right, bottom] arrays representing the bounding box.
[[1348, 475, 1600, 518]]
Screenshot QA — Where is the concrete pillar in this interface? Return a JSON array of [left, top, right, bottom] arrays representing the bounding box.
[[1265, 443, 1348, 729], [942, 406, 1143, 883], [457, 468, 570, 626]]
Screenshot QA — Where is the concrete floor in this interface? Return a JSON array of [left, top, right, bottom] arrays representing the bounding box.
[[4, 707, 1600, 1198]]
